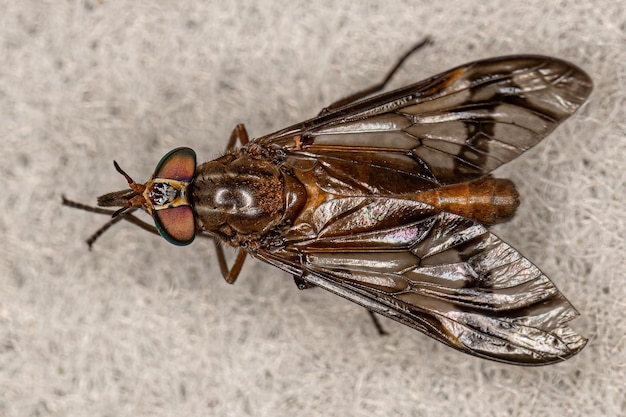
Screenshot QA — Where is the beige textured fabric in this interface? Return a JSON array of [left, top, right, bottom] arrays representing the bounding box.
[[1, 1, 624, 416]]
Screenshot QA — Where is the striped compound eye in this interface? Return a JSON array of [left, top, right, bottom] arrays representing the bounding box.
[[151, 148, 197, 246]]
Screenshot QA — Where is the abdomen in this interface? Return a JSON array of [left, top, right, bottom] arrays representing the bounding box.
[[414, 177, 520, 225]]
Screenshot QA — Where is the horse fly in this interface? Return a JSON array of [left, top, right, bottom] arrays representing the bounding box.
[[64, 39, 592, 365]]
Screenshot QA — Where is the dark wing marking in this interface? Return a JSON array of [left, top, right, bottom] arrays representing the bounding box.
[[255, 56, 592, 193], [255, 197, 586, 365]]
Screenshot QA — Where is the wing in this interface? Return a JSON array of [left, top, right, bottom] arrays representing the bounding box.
[[254, 197, 586, 365], [256, 55, 592, 194]]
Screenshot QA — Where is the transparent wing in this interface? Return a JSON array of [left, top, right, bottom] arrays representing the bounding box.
[[256, 55, 592, 193], [255, 197, 586, 365]]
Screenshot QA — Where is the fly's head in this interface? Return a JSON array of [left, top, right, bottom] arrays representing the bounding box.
[[98, 147, 198, 246]]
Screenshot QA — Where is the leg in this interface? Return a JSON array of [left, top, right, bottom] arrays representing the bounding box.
[[293, 275, 315, 290], [62, 196, 160, 248], [62, 196, 214, 247], [225, 124, 249, 151], [64, 196, 248, 283], [293, 273, 388, 334], [367, 310, 389, 336], [213, 241, 247, 284], [320, 37, 432, 114]]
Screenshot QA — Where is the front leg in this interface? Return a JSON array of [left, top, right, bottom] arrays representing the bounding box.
[[213, 242, 247, 285], [225, 123, 250, 151]]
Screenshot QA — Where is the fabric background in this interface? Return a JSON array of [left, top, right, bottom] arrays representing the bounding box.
[[1, 1, 624, 416]]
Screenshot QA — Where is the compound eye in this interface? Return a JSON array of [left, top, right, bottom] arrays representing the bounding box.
[[154, 147, 196, 181], [151, 148, 197, 245], [154, 206, 196, 246]]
